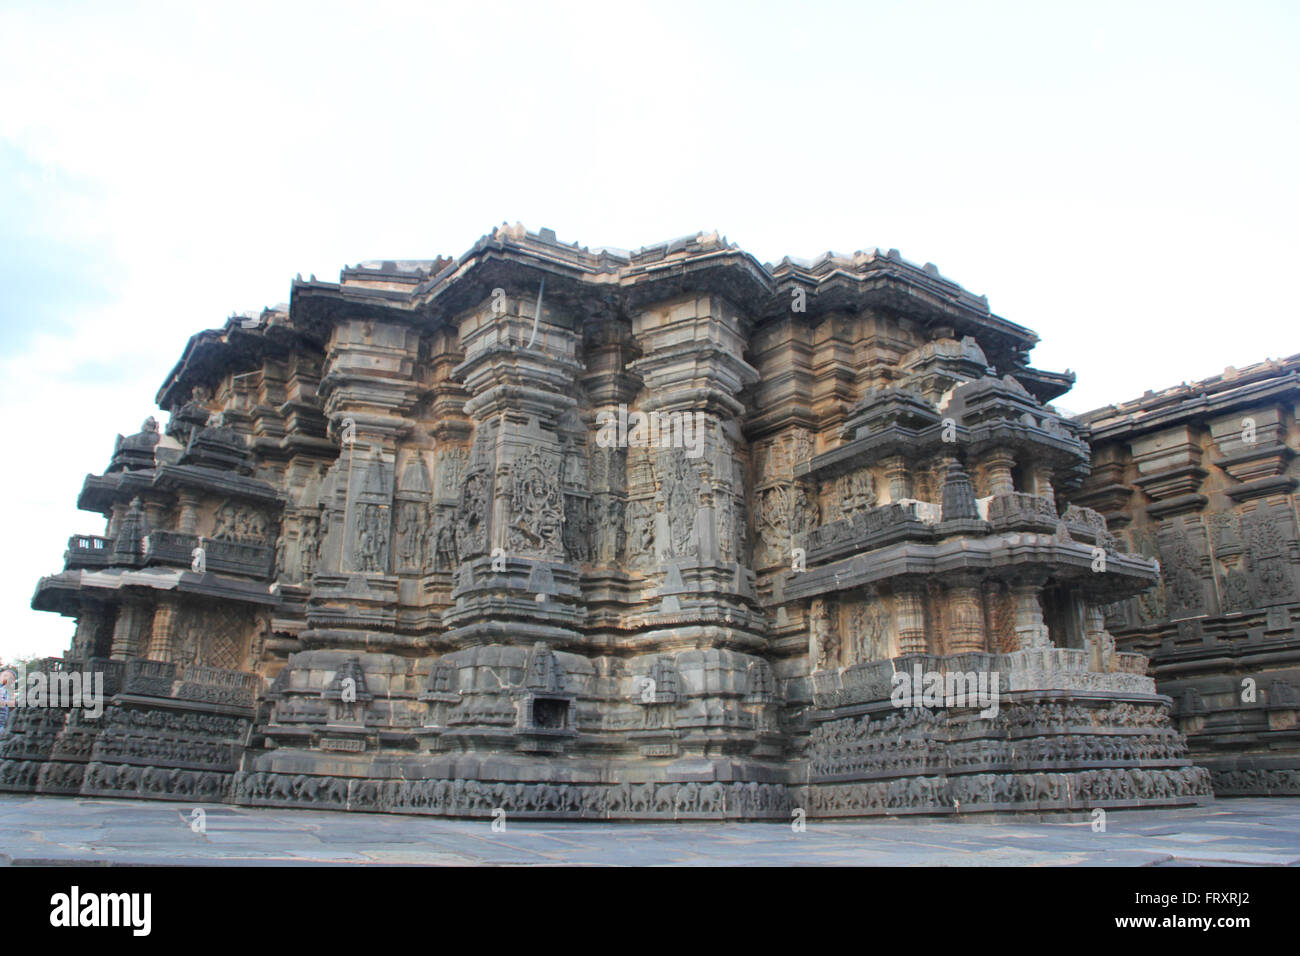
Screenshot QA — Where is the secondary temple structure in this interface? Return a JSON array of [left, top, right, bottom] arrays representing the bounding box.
[[2, 224, 1215, 818], [1076, 356, 1300, 797]]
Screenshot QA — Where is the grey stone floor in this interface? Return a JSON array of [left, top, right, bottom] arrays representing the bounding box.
[[1, 794, 1298, 865]]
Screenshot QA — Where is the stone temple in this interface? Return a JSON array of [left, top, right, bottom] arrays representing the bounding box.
[[2, 223, 1222, 818], [1076, 356, 1300, 797]]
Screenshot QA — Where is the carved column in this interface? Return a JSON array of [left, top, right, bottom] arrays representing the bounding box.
[[146, 599, 179, 661], [1033, 465, 1056, 503], [894, 583, 928, 655], [1083, 601, 1116, 673], [883, 455, 912, 503], [581, 315, 640, 570], [982, 448, 1016, 497], [109, 600, 150, 660], [71, 607, 104, 659], [626, 292, 759, 590], [177, 493, 201, 535], [317, 317, 424, 576], [946, 582, 987, 654], [1011, 582, 1051, 650], [440, 283, 585, 649]]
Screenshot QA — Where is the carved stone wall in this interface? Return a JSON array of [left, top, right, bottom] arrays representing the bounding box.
[[1076, 356, 1300, 794], [14, 227, 1224, 817]]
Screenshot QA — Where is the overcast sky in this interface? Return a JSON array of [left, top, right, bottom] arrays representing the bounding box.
[[1, 1, 1296, 659]]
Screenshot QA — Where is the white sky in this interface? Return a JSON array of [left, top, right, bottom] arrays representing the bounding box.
[[1, 0, 1297, 659]]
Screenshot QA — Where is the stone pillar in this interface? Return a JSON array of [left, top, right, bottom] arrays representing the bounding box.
[[883, 456, 911, 503], [71, 607, 101, 659], [177, 493, 201, 535], [627, 292, 759, 587], [1011, 582, 1051, 650], [946, 582, 987, 654], [983, 448, 1016, 497], [317, 317, 423, 576], [940, 461, 980, 523], [1083, 602, 1116, 673], [440, 285, 586, 649], [146, 599, 178, 661], [581, 317, 641, 569], [1033, 465, 1056, 504], [894, 583, 928, 655], [109, 601, 149, 660]]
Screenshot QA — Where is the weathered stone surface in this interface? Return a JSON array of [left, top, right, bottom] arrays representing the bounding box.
[[6, 225, 1211, 817], [1075, 355, 1300, 795]]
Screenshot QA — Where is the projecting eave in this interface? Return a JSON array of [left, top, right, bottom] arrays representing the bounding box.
[[33, 567, 280, 616], [409, 227, 776, 322], [767, 251, 1038, 347], [77, 470, 154, 515], [288, 279, 420, 332], [783, 534, 1161, 603], [1011, 366, 1075, 404], [412, 244, 621, 327], [616, 246, 775, 315], [1075, 356, 1300, 444], [155, 313, 319, 410]]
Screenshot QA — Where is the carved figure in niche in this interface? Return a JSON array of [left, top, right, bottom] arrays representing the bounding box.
[[731, 499, 748, 562], [299, 515, 319, 579], [427, 660, 457, 695], [850, 600, 890, 663], [432, 513, 459, 571], [836, 470, 876, 521], [456, 470, 490, 558], [212, 501, 270, 544], [625, 498, 656, 569], [525, 642, 565, 694], [793, 485, 818, 534], [757, 485, 818, 565], [757, 487, 790, 565], [354, 504, 388, 573], [1159, 530, 1205, 618], [717, 492, 734, 560], [594, 497, 625, 564], [811, 600, 840, 671], [507, 449, 563, 556], [1242, 509, 1297, 604], [397, 502, 425, 570], [656, 450, 701, 559], [563, 496, 593, 564], [354, 507, 373, 572], [211, 503, 237, 541], [317, 508, 330, 565], [1220, 554, 1253, 612]]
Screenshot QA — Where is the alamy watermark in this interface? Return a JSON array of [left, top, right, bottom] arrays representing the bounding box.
[[594, 404, 705, 458], [890, 664, 1000, 718], [13, 665, 105, 718]]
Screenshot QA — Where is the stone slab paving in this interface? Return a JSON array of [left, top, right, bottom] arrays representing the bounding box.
[[0, 794, 1298, 866]]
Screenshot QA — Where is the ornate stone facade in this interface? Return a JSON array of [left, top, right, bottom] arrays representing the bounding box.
[[3, 226, 1212, 817], [1074, 355, 1300, 795]]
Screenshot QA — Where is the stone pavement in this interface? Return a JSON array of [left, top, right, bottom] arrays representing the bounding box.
[[0, 794, 1298, 866]]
